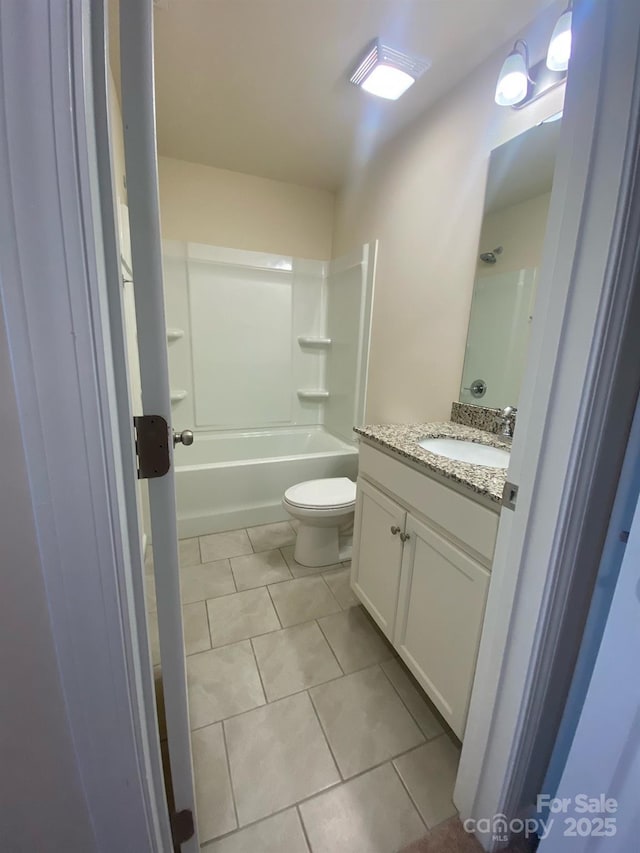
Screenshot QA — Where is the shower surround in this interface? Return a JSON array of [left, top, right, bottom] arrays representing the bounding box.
[[164, 241, 376, 537]]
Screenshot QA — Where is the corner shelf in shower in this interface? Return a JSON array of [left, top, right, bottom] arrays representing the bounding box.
[[297, 336, 332, 348], [170, 390, 187, 404], [167, 328, 184, 342], [297, 389, 330, 401]]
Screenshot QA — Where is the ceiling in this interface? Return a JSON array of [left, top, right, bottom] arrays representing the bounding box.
[[109, 0, 556, 191]]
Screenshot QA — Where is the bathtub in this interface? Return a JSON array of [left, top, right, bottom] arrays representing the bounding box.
[[173, 427, 359, 538]]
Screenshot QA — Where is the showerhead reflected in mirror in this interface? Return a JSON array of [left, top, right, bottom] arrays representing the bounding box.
[[459, 118, 561, 410]]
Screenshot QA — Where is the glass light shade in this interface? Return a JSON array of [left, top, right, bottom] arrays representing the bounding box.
[[547, 9, 572, 71], [360, 63, 416, 100], [495, 50, 529, 106]]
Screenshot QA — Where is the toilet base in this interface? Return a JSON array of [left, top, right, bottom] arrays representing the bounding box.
[[294, 522, 341, 567]]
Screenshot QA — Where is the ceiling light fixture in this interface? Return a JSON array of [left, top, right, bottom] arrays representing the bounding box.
[[495, 40, 530, 106], [547, 3, 573, 71], [350, 39, 430, 101]]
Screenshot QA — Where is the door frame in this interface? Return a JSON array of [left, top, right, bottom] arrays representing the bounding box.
[[455, 0, 640, 845], [536, 410, 640, 852], [0, 2, 171, 849]]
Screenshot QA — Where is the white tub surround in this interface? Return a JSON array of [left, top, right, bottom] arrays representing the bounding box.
[[174, 427, 358, 538], [163, 241, 376, 437], [163, 241, 376, 534]]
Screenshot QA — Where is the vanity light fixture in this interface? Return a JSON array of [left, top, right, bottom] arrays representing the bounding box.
[[350, 39, 430, 101], [494, 40, 530, 106], [547, 3, 573, 71], [495, 7, 572, 109]]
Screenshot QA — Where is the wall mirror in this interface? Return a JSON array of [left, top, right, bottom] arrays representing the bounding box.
[[459, 117, 562, 410]]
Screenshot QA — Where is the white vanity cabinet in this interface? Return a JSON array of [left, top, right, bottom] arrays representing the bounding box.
[[351, 442, 500, 739], [395, 515, 490, 738], [351, 479, 406, 638]]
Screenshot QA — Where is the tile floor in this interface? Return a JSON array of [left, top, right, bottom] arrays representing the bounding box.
[[145, 520, 461, 851]]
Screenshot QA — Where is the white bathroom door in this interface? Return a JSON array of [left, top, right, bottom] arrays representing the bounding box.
[[119, 2, 199, 850]]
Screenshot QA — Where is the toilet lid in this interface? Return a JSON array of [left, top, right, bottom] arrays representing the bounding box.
[[284, 477, 356, 509]]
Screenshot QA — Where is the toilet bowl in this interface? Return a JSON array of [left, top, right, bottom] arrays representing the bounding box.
[[283, 477, 356, 567]]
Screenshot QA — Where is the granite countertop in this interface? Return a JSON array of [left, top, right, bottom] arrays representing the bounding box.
[[354, 422, 510, 504]]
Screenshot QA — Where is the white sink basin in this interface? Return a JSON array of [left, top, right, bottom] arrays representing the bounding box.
[[418, 438, 510, 468]]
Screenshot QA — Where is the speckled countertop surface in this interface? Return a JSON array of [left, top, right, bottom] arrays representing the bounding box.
[[354, 422, 510, 503]]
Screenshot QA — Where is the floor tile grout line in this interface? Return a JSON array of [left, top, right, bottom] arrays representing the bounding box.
[[187, 663, 380, 734], [249, 616, 348, 702], [186, 654, 442, 735], [280, 546, 346, 579], [199, 790, 342, 850], [306, 687, 345, 782], [314, 617, 346, 676], [265, 582, 343, 628], [270, 752, 435, 830], [199, 749, 433, 847], [389, 758, 430, 834], [306, 663, 430, 779], [296, 803, 313, 853], [347, 752, 425, 793], [203, 597, 214, 650], [172, 567, 357, 610], [245, 525, 256, 554], [378, 661, 435, 744], [187, 636, 395, 695], [185, 612, 339, 660], [184, 622, 280, 657], [187, 575, 275, 609], [317, 573, 342, 611], [229, 551, 294, 591], [219, 718, 241, 833], [172, 582, 358, 618], [384, 660, 457, 744], [248, 635, 269, 706], [264, 582, 283, 629]]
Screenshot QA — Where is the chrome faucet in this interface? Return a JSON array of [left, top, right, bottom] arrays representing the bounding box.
[[496, 406, 517, 439]]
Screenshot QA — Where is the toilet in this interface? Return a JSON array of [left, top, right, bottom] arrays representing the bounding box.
[[283, 477, 357, 567]]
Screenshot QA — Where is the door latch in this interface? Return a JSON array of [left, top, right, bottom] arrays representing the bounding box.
[[133, 415, 171, 480], [502, 481, 519, 511]]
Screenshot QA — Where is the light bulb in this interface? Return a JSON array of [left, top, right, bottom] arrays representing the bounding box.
[[547, 8, 572, 71], [361, 64, 415, 100], [495, 46, 529, 106]]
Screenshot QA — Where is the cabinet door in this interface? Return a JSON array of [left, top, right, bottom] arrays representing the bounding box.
[[394, 514, 490, 739], [351, 479, 406, 639]]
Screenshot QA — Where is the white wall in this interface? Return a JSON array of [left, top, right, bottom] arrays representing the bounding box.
[[158, 156, 335, 260], [332, 2, 565, 424], [0, 301, 96, 851]]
